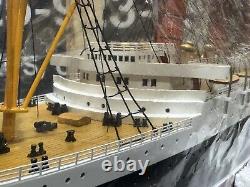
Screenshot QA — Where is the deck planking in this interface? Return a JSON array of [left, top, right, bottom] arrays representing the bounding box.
[[0, 104, 152, 170]]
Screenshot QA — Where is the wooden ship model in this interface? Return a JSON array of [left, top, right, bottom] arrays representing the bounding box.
[[0, 0, 250, 187]]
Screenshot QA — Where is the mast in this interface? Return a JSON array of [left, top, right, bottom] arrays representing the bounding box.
[[0, 1, 77, 142], [0, 0, 28, 141]]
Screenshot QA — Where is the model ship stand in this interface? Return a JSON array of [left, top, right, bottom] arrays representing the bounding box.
[[0, 1, 250, 187]]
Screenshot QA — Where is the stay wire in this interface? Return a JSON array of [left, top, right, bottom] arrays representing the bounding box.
[[29, 0, 39, 119]]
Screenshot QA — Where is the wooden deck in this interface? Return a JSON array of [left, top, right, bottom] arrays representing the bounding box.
[[0, 104, 152, 170]]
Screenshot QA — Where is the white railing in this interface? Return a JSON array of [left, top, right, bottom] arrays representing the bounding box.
[[0, 95, 46, 106], [0, 118, 192, 184]]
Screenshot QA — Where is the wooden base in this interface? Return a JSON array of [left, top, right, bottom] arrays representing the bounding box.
[[0, 104, 152, 170]]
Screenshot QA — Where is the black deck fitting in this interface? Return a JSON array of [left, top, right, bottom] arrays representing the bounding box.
[[38, 142, 46, 156], [42, 155, 49, 170], [115, 112, 122, 127], [142, 118, 148, 127], [65, 130, 76, 142], [27, 144, 38, 158], [52, 102, 61, 115], [0, 133, 10, 154], [28, 98, 37, 107], [47, 102, 54, 111], [103, 112, 122, 127], [61, 104, 68, 113], [34, 121, 57, 133], [29, 158, 39, 173]]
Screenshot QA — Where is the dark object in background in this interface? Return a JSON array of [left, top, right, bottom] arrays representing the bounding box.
[[27, 144, 38, 158], [103, 112, 122, 127], [42, 155, 49, 170], [0, 133, 10, 154], [29, 158, 39, 173], [34, 121, 57, 133], [65, 130, 76, 142], [28, 98, 38, 107]]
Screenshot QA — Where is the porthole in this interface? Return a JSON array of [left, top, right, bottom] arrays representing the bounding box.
[[165, 108, 170, 113], [87, 102, 90, 106], [176, 139, 179, 143], [126, 157, 130, 162], [65, 177, 71, 184], [80, 172, 85, 178], [145, 150, 149, 155], [42, 185, 47, 187], [189, 133, 192, 137], [161, 144, 164, 149], [101, 104, 105, 109]]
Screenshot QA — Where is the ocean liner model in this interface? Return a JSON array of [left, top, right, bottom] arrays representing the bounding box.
[[0, 0, 250, 187]]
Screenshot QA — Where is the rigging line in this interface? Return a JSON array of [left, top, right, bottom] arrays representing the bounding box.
[[131, 0, 162, 64], [77, 0, 143, 134], [80, 5, 143, 136], [92, 0, 109, 132], [75, 1, 121, 140], [0, 0, 6, 69], [89, 1, 153, 130], [79, 0, 153, 131], [119, 2, 151, 41], [29, 0, 39, 118]]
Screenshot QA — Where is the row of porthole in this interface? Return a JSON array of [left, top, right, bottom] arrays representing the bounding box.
[[62, 95, 171, 113], [42, 172, 86, 187], [41, 136, 190, 187]]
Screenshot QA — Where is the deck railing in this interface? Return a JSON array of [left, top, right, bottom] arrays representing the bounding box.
[[0, 118, 192, 184]]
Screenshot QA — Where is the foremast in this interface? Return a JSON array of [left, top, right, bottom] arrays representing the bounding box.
[[0, 1, 77, 141], [0, 0, 28, 141]]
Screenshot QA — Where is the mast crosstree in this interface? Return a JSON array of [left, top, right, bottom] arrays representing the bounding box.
[[75, 0, 155, 139]]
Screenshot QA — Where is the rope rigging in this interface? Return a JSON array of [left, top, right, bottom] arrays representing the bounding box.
[[29, 0, 39, 118], [75, 0, 156, 139]]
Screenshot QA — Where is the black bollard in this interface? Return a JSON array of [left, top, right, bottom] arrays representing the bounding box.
[[52, 102, 61, 115], [29, 158, 39, 173], [60, 104, 68, 113], [65, 130, 76, 142], [0, 133, 10, 154], [133, 118, 141, 127], [38, 142, 46, 156], [27, 144, 38, 158], [42, 155, 49, 170], [115, 113, 122, 127]]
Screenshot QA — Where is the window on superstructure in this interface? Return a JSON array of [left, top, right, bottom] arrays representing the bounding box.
[[113, 55, 117, 61], [103, 55, 106, 60], [116, 77, 122, 85], [148, 55, 151, 63], [151, 79, 156, 87], [95, 54, 98, 59], [83, 72, 86, 79], [131, 56, 135, 62], [86, 73, 89, 80], [87, 54, 90, 59], [119, 56, 123, 62], [142, 79, 148, 86], [125, 56, 129, 62], [124, 77, 129, 85]]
